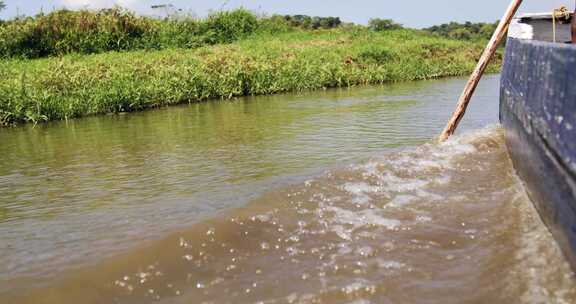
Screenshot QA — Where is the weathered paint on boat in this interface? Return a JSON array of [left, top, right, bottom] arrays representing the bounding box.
[[500, 35, 576, 270]]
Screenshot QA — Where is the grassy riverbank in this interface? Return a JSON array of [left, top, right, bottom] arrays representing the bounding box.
[[0, 26, 501, 126]]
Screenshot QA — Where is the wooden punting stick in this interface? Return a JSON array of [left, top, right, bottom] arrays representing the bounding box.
[[438, 0, 523, 142]]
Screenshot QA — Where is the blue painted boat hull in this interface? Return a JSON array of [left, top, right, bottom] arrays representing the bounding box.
[[500, 38, 576, 270]]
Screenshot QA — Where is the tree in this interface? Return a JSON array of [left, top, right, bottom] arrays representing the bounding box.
[[368, 18, 403, 31], [424, 21, 498, 41], [449, 28, 472, 40]]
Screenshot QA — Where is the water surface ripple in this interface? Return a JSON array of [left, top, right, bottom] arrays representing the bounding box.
[[0, 75, 574, 303]]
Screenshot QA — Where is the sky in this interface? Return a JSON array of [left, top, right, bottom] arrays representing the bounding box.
[[0, 0, 572, 28]]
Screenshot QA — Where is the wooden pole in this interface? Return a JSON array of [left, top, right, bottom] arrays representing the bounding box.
[[438, 0, 523, 142]]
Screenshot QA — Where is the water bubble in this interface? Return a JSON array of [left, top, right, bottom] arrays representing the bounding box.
[[376, 260, 405, 270], [137, 272, 150, 283], [286, 293, 298, 303], [114, 280, 126, 288], [253, 213, 272, 222], [183, 255, 193, 261], [415, 215, 432, 223], [287, 235, 300, 243], [356, 246, 375, 257], [341, 281, 377, 296], [211, 277, 225, 285]]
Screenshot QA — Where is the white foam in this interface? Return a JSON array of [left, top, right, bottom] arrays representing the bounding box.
[[327, 207, 401, 230], [415, 215, 432, 223], [342, 182, 378, 205], [387, 195, 417, 208], [376, 259, 406, 270], [341, 279, 376, 295]]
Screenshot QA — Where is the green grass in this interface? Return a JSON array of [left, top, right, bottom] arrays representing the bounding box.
[[0, 28, 502, 126]]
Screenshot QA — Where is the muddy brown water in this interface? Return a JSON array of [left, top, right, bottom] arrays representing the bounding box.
[[0, 75, 574, 303]]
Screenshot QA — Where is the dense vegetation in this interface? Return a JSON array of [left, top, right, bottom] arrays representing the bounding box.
[[0, 8, 270, 58], [0, 8, 498, 60], [0, 8, 502, 126], [0, 28, 501, 126], [0, 9, 353, 59], [425, 21, 498, 41]]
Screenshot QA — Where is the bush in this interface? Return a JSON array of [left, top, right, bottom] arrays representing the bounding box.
[[0, 8, 156, 58], [368, 18, 403, 31], [0, 8, 264, 59], [153, 19, 204, 49], [203, 9, 259, 44], [357, 46, 397, 64], [257, 15, 293, 34]]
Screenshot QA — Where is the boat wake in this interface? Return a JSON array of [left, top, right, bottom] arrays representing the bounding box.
[[6, 126, 576, 304]]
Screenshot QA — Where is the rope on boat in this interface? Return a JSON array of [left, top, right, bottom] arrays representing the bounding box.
[[552, 6, 571, 43]]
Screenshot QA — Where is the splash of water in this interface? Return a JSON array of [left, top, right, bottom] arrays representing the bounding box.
[[4, 127, 575, 304]]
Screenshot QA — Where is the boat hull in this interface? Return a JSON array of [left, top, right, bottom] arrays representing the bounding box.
[[500, 38, 576, 269]]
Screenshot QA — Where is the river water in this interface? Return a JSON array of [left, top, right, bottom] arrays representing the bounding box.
[[0, 75, 574, 303]]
